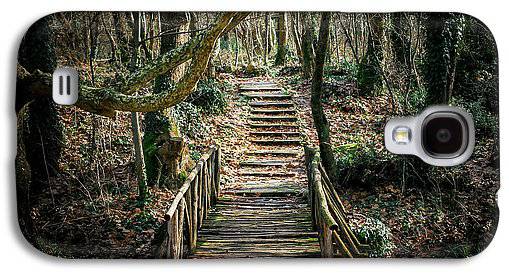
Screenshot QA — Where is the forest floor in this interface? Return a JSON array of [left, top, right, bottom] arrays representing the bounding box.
[[32, 73, 284, 258], [31, 71, 498, 258], [282, 73, 499, 257]]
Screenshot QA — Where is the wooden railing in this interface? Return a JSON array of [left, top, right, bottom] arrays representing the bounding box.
[[304, 147, 365, 258], [154, 145, 221, 258]]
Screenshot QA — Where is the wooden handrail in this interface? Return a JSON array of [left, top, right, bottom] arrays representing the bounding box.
[[304, 146, 365, 258], [154, 145, 221, 258]]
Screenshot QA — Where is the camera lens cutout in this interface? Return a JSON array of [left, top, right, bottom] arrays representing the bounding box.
[[422, 112, 468, 158]]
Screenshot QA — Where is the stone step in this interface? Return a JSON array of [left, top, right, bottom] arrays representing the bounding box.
[[249, 116, 297, 122], [247, 150, 301, 156], [242, 93, 291, 100], [250, 109, 297, 115], [248, 123, 299, 129], [240, 81, 277, 86], [239, 171, 297, 177], [249, 131, 301, 137], [249, 102, 294, 108], [251, 139, 301, 145], [240, 160, 288, 167], [239, 85, 281, 91]]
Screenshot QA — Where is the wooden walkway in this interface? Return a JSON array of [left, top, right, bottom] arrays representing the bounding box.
[[190, 81, 321, 258]]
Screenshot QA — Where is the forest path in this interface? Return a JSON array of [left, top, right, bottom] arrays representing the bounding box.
[[190, 81, 320, 258]]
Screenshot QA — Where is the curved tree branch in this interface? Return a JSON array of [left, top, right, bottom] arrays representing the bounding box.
[[17, 12, 250, 117]]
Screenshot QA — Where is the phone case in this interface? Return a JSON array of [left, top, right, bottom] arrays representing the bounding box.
[[16, 12, 499, 259]]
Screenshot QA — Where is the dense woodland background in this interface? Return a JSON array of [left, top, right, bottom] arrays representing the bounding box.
[[16, 12, 498, 258]]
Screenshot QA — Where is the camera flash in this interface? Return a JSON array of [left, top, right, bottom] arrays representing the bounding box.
[[393, 127, 411, 144]]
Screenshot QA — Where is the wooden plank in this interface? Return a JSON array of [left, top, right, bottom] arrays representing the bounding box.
[[197, 238, 319, 244], [224, 188, 302, 196]]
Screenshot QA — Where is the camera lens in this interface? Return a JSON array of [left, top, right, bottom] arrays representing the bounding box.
[[436, 128, 452, 143], [422, 113, 468, 157]]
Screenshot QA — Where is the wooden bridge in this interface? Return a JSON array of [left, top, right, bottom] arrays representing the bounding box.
[[154, 82, 364, 258]]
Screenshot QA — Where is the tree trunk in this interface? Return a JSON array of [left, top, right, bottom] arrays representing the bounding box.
[[301, 12, 316, 79], [264, 13, 270, 65], [129, 12, 149, 205], [112, 13, 130, 64], [143, 12, 189, 187], [390, 13, 408, 67], [131, 112, 149, 206], [310, 12, 338, 185], [357, 14, 383, 95], [290, 13, 303, 65], [275, 12, 287, 66], [16, 16, 64, 245], [423, 14, 464, 105]]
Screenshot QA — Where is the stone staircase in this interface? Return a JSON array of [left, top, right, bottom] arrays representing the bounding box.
[[190, 81, 320, 258]]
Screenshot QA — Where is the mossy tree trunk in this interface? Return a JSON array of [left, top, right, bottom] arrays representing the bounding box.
[[112, 12, 130, 64], [357, 14, 383, 95], [390, 13, 408, 67], [275, 12, 287, 66], [310, 12, 338, 185], [301, 12, 316, 79], [16, 16, 63, 244], [144, 12, 189, 187], [423, 13, 465, 105]]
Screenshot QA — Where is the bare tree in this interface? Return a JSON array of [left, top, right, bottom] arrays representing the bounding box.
[[129, 12, 148, 205]]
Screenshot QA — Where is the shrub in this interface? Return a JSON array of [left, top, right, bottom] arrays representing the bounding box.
[[233, 64, 274, 78], [325, 59, 359, 82], [400, 87, 428, 114], [170, 102, 205, 139], [186, 79, 228, 114], [353, 217, 395, 257], [452, 96, 498, 137], [335, 143, 392, 187], [278, 65, 302, 76]]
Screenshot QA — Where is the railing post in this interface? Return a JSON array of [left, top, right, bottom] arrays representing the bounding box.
[[169, 208, 179, 258], [215, 147, 221, 198], [196, 161, 204, 228], [190, 177, 198, 251], [202, 159, 209, 218], [155, 146, 223, 259], [207, 155, 212, 210], [321, 223, 334, 258]]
